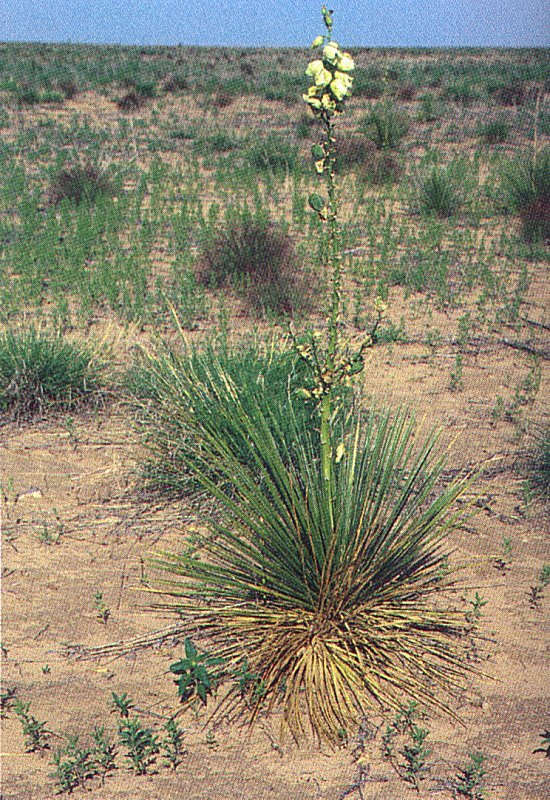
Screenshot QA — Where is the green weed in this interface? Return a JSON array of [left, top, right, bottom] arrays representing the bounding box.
[[169, 638, 224, 706], [454, 751, 488, 799], [14, 699, 50, 752]]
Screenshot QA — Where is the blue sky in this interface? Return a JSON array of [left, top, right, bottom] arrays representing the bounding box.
[[2, 1, 549, 47]]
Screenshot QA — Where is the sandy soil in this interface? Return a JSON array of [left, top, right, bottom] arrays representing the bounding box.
[[1, 305, 549, 799]]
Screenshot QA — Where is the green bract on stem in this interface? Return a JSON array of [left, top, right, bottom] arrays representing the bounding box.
[[297, 7, 386, 519]]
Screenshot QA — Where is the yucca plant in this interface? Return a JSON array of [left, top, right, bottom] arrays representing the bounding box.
[[128, 335, 346, 497], [149, 7, 479, 744], [151, 394, 475, 742]]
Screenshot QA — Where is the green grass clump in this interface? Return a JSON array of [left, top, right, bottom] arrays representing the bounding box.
[[196, 210, 309, 314], [360, 101, 409, 150], [417, 163, 465, 218], [443, 82, 480, 105], [247, 133, 300, 175], [478, 120, 509, 144], [0, 328, 104, 422], [151, 397, 476, 743], [500, 148, 550, 242], [522, 424, 550, 508]]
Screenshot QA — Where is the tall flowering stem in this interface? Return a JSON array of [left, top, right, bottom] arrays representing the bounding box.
[[298, 8, 383, 521]]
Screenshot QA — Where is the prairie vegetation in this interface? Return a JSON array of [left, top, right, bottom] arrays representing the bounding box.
[[0, 32, 548, 800]]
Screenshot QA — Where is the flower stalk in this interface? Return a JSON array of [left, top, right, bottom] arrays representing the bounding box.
[[298, 7, 384, 519]]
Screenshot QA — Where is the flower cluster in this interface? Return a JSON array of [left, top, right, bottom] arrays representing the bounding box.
[[304, 37, 354, 115]]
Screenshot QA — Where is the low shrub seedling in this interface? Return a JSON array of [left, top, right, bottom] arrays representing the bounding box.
[[454, 751, 488, 799], [50, 735, 96, 794], [160, 718, 186, 770], [117, 717, 159, 774], [14, 699, 50, 752], [169, 638, 224, 706]]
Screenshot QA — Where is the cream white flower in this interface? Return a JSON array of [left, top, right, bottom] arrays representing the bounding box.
[[303, 91, 322, 109], [330, 75, 351, 101], [321, 93, 337, 111], [337, 52, 355, 72], [306, 59, 324, 77], [334, 70, 353, 89], [311, 35, 325, 48], [323, 42, 340, 65], [315, 67, 333, 88]]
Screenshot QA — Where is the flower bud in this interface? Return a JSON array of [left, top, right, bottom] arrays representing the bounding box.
[[311, 35, 325, 48]]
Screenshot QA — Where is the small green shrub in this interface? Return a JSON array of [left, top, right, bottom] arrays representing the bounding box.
[[117, 717, 159, 775], [454, 751, 488, 799], [48, 161, 117, 205], [500, 148, 550, 242], [0, 328, 104, 422], [360, 101, 409, 150], [417, 92, 442, 122], [50, 736, 96, 793], [443, 82, 480, 105], [14, 699, 50, 752], [197, 210, 309, 314], [478, 120, 509, 144], [14, 83, 41, 105], [169, 638, 224, 706], [161, 718, 185, 770]]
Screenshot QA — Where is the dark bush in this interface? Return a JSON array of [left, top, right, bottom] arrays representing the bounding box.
[[116, 91, 146, 111], [478, 120, 509, 144], [48, 162, 116, 205], [58, 79, 78, 100], [358, 152, 403, 185], [197, 211, 310, 315], [396, 82, 416, 101], [336, 135, 377, 170], [488, 82, 526, 106]]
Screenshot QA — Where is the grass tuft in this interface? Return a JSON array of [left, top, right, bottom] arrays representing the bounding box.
[[48, 161, 117, 205], [500, 148, 550, 242], [0, 328, 105, 422]]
